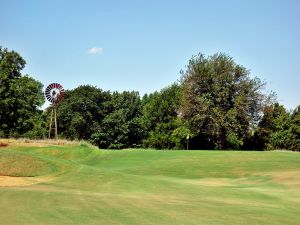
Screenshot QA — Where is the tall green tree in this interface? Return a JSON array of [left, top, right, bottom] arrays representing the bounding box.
[[56, 85, 111, 140], [257, 104, 300, 151], [252, 103, 290, 150], [0, 47, 44, 137], [289, 106, 300, 151], [180, 53, 266, 149], [142, 84, 182, 132], [142, 83, 189, 149], [91, 91, 143, 149]]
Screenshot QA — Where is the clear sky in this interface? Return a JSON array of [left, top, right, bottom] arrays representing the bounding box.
[[1, 0, 300, 109]]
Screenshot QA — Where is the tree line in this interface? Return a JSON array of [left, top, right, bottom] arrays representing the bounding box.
[[1, 47, 299, 150]]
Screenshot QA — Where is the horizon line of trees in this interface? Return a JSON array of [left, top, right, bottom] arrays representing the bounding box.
[[1, 46, 299, 150]]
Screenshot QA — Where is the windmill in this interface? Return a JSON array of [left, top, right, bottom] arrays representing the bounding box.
[[45, 83, 65, 139]]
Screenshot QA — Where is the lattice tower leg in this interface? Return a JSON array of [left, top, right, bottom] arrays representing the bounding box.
[[54, 107, 58, 140], [48, 107, 58, 140]]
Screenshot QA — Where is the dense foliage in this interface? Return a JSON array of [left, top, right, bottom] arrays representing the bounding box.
[[252, 103, 300, 151], [90, 91, 144, 149], [141, 84, 189, 149], [0, 47, 45, 138], [56, 85, 111, 140], [180, 53, 266, 149], [0, 47, 299, 150]]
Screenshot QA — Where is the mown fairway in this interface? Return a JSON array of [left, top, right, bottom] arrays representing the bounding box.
[[1, 144, 300, 225]]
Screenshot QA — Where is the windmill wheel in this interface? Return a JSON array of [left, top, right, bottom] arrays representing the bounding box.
[[45, 83, 65, 104]]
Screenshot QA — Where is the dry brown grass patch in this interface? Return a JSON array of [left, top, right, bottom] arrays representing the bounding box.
[[0, 142, 8, 147], [0, 138, 90, 147], [268, 170, 300, 189], [0, 175, 53, 187]]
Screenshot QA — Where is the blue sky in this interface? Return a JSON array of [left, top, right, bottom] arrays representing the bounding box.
[[1, 0, 300, 109]]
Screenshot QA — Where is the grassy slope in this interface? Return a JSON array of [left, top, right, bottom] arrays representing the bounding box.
[[0, 145, 300, 225]]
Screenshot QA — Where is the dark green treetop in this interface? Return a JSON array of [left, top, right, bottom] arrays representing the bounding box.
[[180, 53, 267, 149]]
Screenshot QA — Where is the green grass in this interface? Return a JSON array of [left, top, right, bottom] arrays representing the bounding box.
[[1, 145, 300, 225]]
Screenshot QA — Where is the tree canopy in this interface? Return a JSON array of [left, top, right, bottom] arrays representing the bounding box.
[[180, 53, 267, 149], [253, 103, 300, 151], [0, 47, 44, 137]]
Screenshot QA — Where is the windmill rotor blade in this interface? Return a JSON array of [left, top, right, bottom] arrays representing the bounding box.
[[45, 83, 65, 104]]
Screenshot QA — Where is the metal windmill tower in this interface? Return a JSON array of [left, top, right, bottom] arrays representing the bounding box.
[[45, 83, 65, 139]]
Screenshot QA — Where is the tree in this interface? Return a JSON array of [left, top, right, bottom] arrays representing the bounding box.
[[289, 106, 300, 151], [265, 104, 300, 151], [180, 53, 266, 149], [56, 85, 111, 140], [252, 103, 300, 151], [0, 47, 44, 137], [252, 103, 290, 150], [141, 83, 190, 149], [91, 91, 144, 149]]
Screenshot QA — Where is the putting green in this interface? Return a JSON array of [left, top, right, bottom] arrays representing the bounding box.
[[1, 144, 300, 225]]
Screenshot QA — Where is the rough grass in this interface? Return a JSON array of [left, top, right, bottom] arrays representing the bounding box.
[[0, 143, 300, 225], [0, 152, 58, 177], [0, 138, 96, 148]]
